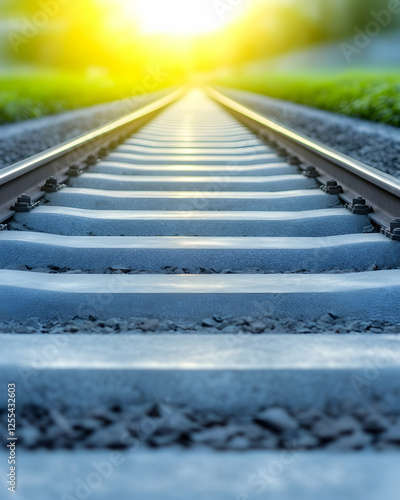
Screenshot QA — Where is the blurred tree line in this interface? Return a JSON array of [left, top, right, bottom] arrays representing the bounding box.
[[1, 0, 399, 74], [1, 0, 148, 73], [193, 0, 400, 70]]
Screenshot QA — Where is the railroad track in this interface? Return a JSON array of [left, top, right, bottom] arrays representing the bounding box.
[[1, 88, 400, 499]]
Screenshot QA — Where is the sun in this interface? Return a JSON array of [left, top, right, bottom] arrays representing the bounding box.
[[129, 0, 231, 36]]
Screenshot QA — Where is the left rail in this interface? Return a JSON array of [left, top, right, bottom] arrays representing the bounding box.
[[0, 88, 183, 224]]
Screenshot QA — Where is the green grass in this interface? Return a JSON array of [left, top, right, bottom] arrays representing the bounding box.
[[213, 71, 400, 127], [0, 72, 168, 125], [4, 70, 400, 128]]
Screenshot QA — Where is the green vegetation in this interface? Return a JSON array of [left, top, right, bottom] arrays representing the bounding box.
[[0, 72, 162, 124], [214, 72, 400, 127], [3, 70, 400, 128]]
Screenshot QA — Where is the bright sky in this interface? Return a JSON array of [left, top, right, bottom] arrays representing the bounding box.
[[122, 0, 247, 36]]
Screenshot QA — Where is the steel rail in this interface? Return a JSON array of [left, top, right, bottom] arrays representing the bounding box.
[[207, 87, 400, 230], [0, 88, 183, 223]]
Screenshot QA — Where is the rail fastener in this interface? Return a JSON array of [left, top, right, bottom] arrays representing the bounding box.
[[85, 154, 98, 166], [346, 197, 374, 215], [321, 179, 344, 195], [302, 165, 320, 178], [98, 147, 109, 158], [9, 194, 38, 213], [287, 155, 302, 166], [66, 165, 84, 177], [41, 177, 64, 193], [381, 218, 400, 241]]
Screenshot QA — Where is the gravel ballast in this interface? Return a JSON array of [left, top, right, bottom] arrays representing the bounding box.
[[1, 314, 399, 334], [2, 263, 386, 274], [2, 402, 400, 451], [219, 87, 400, 178], [0, 88, 171, 169]]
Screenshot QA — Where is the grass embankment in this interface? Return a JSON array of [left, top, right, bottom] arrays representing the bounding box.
[[214, 72, 400, 127], [0, 72, 168, 125]]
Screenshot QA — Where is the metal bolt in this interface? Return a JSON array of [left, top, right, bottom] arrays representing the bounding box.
[[390, 218, 400, 232], [67, 165, 83, 177], [276, 147, 287, 155], [323, 179, 343, 194], [10, 194, 34, 212], [86, 154, 98, 166], [347, 197, 373, 215], [381, 218, 400, 241], [98, 147, 108, 158], [354, 196, 366, 205], [303, 166, 320, 178], [288, 155, 301, 165], [41, 176, 61, 193]]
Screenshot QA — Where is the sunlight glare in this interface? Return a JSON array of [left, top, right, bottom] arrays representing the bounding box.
[[131, 0, 232, 35]]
